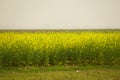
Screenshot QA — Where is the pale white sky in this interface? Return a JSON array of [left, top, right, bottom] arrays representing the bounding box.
[[0, 0, 120, 29]]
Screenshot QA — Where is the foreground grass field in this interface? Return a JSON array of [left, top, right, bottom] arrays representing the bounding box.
[[0, 66, 120, 80], [0, 30, 120, 67]]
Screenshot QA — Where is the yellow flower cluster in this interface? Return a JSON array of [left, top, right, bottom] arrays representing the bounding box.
[[0, 31, 120, 66]]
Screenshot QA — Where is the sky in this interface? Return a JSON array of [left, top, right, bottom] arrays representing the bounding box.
[[0, 0, 120, 29]]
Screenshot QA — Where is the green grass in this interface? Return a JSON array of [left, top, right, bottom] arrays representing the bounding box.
[[0, 65, 120, 80]]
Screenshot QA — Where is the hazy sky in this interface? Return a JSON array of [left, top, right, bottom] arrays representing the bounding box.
[[0, 0, 120, 29]]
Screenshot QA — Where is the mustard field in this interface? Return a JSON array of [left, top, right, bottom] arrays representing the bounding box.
[[0, 31, 120, 67]]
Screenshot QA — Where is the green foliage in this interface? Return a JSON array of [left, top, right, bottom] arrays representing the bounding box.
[[0, 31, 120, 67]]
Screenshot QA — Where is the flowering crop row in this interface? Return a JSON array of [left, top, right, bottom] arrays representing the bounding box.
[[0, 31, 120, 67]]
